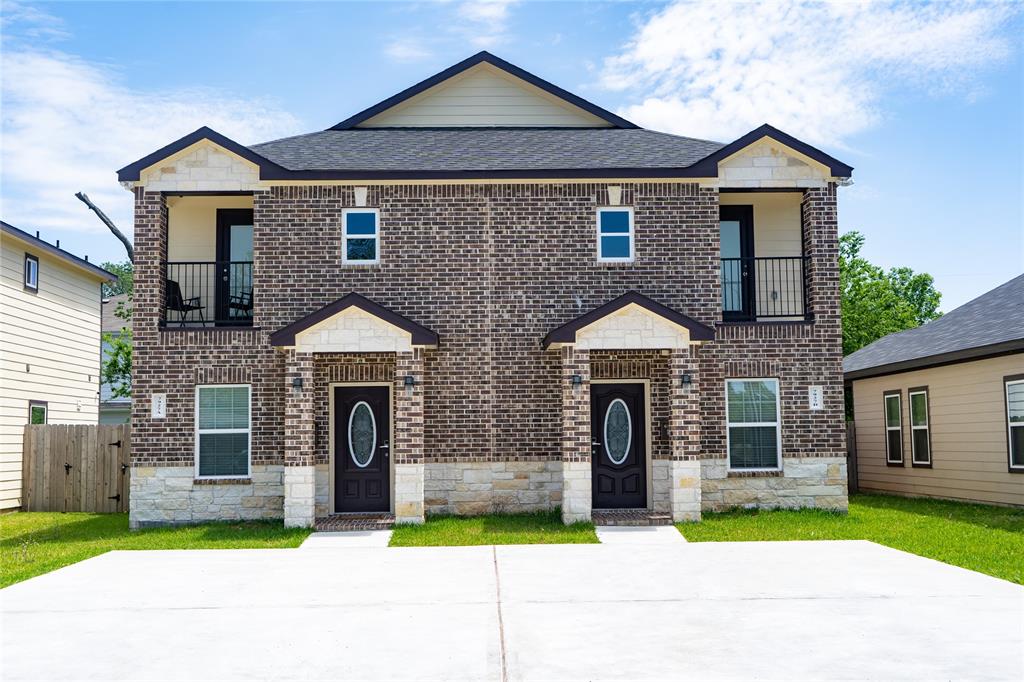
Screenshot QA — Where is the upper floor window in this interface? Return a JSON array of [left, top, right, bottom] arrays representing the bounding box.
[[597, 207, 634, 262], [24, 254, 38, 292], [726, 378, 782, 471], [1006, 375, 1024, 472], [884, 390, 903, 465], [342, 209, 379, 265], [909, 387, 931, 467]]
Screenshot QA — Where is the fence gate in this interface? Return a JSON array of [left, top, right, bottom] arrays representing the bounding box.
[[21, 424, 131, 512]]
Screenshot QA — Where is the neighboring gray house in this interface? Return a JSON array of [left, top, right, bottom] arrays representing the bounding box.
[[845, 274, 1024, 506], [100, 293, 131, 424]]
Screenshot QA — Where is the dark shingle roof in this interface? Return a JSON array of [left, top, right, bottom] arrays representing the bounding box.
[[250, 129, 724, 173], [843, 274, 1024, 379]]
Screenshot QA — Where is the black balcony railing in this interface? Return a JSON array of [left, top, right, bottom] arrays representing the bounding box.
[[721, 256, 808, 320], [162, 261, 253, 327]]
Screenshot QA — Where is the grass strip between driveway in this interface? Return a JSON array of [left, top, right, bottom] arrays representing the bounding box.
[[1, 512, 309, 589], [678, 493, 1024, 585], [390, 510, 598, 547]]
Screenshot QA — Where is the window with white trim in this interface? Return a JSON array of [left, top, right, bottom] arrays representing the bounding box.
[[884, 391, 903, 465], [597, 207, 634, 262], [342, 208, 379, 264], [24, 254, 38, 291], [726, 378, 781, 470], [195, 385, 251, 478], [909, 387, 931, 466], [28, 400, 47, 425], [1006, 376, 1024, 472]]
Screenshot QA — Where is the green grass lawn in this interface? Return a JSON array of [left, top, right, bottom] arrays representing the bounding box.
[[1, 512, 310, 588], [679, 493, 1024, 584], [390, 509, 599, 547]]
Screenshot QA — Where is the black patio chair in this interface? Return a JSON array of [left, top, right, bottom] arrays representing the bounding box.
[[228, 288, 253, 320], [165, 279, 205, 326]]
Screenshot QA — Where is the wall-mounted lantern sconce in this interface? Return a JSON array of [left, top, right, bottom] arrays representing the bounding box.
[[570, 375, 584, 389], [291, 377, 304, 390], [404, 375, 416, 395], [680, 373, 693, 387]]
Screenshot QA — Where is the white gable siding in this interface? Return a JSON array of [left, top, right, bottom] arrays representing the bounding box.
[[360, 64, 611, 128], [0, 234, 104, 509]]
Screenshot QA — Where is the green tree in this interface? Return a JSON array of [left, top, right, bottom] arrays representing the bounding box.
[[839, 231, 942, 356], [100, 260, 133, 399]]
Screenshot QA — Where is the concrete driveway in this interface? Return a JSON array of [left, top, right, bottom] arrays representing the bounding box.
[[2, 539, 1021, 681]]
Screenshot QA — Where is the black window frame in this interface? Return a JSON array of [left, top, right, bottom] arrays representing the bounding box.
[[883, 389, 904, 466], [908, 385, 932, 468], [24, 253, 39, 292], [28, 400, 48, 425], [1005, 373, 1024, 474]]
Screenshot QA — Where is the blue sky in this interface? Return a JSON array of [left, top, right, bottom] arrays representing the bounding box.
[[1, 0, 1021, 310]]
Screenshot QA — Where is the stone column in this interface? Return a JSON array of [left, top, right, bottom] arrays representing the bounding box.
[[393, 349, 425, 524], [561, 345, 592, 524], [283, 350, 315, 528], [669, 346, 702, 522]]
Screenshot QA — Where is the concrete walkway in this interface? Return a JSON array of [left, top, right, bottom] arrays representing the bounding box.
[[299, 530, 393, 548], [2, 540, 1021, 680], [595, 525, 687, 544]]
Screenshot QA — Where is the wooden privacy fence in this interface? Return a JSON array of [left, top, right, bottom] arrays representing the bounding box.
[[22, 424, 131, 513], [846, 420, 858, 494]]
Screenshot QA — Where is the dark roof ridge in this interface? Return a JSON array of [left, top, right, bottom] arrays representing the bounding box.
[[1, 221, 117, 282]]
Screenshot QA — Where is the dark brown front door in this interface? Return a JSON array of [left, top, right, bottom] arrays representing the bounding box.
[[591, 383, 647, 509], [334, 385, 390, 513]]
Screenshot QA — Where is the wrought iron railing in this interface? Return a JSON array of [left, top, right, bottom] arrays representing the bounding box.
[[162, 261, 253, 327], [721, 256, 808, 320]]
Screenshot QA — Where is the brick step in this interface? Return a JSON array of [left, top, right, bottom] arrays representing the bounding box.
[[592, 509, 673, 527], [314, 513, 395, 532]]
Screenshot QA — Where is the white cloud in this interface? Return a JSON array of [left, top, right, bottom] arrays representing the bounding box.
[[0, 48, 301, 243], [601, 0, 1019, 146], [455, 0, 517, 48], [385, 39, 434, 62]]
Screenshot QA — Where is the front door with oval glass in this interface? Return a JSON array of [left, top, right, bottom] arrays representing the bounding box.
[[334, 385, 390, 513], [591, 383, 647, 509]]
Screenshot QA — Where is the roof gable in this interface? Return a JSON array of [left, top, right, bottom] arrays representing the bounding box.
[[269, 292, 439, 348], [331, 51, 636, 130], [688, 124, 853, 179]]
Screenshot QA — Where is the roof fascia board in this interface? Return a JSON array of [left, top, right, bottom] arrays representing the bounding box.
[[844, 341, 1024, 381], [689, 124, 853, 178], [329, 51, 638, 130], [269, 292, 439, 347], [1, 222, 117, 282], [117, 127, 288, 183], [542, 291, 715, 349]]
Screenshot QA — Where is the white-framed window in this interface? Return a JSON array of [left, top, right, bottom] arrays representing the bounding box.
[[725, 378, 782, 470], [884, 391, 903, 465], [597, 207, 634, 262], [195, 384, 251, 479], [342, 208, 380, 265], [909, 387, 931, 466], [1006, 376, 1024, 472], [24, 254, 38, 291], [28, 400, 47, 424]]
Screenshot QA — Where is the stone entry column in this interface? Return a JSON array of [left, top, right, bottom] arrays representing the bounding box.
[[561, 346, 592, 524], [393, 349, 425, 523], [669, 347, 702, 521], [283, 350, 316, 527]]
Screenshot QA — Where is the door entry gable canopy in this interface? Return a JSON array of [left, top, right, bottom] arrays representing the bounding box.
[[542, 291, 715, 350], [270, 292, 439, 351]]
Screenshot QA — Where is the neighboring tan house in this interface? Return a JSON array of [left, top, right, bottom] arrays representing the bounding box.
[[845, 274, 1024, 507], [100, 293, 132, 424], [0, 221, 116, 510], [117, 52, 852, 529]]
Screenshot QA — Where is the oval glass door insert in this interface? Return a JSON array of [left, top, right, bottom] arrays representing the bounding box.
[[603, 398, 632, 465], [348, 401, 377, 468]]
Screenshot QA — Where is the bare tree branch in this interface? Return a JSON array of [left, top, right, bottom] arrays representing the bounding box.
[[75, 192, 134, 262]]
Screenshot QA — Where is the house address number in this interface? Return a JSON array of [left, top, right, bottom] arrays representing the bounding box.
[[151, 393, 167, 419], [808, 386, 824, 411]]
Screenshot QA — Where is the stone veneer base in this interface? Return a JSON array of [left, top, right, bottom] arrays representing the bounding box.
[[129, 465, 284, 529], [701, 457, 848, 511], [283, 465, 316, 528], [562, 461, 592, 524]]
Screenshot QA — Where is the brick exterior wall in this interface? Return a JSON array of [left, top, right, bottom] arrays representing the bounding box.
[[129, 180, 846, 525]]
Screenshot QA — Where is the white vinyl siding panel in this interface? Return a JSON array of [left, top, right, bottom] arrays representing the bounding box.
[[360, 65, 612, 128], [0, 233, 105, 510], [851, 354, 1024, 507]]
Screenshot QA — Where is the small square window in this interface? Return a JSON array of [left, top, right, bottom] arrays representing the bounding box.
[[24, 254, 39, 291], [597, 208, 634, 262], [28, 401, 47, 424], [342, 209, 379, 265]]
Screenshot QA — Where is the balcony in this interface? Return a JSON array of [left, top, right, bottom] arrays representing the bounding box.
[[721, 256, 808, 321], [162, 261, 253, 327]]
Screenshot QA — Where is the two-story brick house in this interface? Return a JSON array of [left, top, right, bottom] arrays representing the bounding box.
[[118, 52, 851, 529]]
